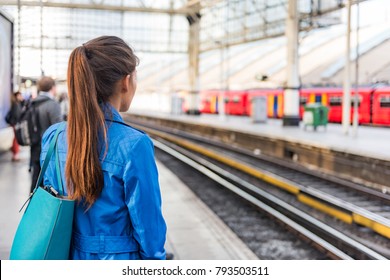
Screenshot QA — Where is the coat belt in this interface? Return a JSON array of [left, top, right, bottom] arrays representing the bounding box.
[[73, 232, 139, 254]]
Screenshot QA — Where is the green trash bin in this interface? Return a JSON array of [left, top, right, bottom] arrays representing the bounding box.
[[303, 103, 329, 130]]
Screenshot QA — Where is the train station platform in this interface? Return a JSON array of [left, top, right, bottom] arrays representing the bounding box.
[[130, 110, 390, 160], [0, 133, 257, 260], [126, 110, 390, 193]]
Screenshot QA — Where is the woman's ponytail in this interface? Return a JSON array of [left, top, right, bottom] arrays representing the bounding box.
[[66, 36, 138, 208], [66, 46, 106, 208]]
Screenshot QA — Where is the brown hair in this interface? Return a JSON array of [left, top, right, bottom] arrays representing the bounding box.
[[11, 91, 21, 105], [38, 76, 55, 92], [66, 36, 139, 207]]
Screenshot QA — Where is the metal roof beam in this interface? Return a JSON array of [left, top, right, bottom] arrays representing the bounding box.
[[200, 0, 369, 53], [1, 0, 190, 15]]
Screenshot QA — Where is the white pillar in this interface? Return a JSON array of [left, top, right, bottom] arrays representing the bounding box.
[[352, 1, 360, 137], [283, 0, 300, 126], [342, 0, 352, 135], [39, 0, 45, 76], [218, 42, 226, 120], [17, 0, 21, 88]]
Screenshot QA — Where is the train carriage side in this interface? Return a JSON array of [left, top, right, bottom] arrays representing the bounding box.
[[326, 89, 342, 123], [199, 90, 230, 114], [372, 87, 390, 126], [200, 90, 218, 114], [354, 88, 372, 125], [321, 87, 372, 124], [219, 90, 229, 114], [226, 90, 248, 115]]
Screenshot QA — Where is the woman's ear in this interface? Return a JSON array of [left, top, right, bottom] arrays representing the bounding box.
[[121, 75, 131, 93]]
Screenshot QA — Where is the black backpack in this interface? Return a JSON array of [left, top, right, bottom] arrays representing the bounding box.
[[15, 99, 47, 146], [5, 103, 22, 126]]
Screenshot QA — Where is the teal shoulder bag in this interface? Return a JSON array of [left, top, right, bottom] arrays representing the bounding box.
[[10, 122, 75, 260]]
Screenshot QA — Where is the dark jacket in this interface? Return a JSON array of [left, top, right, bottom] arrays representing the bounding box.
[[30, 94, 62, 163], [33, 94, 62, 139], [5, 102, 22, 126]]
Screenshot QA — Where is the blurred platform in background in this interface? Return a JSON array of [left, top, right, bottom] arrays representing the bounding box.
[[130, 110, 390, 161], [126, 110, 390, 193], [0, 130, 257, 260]]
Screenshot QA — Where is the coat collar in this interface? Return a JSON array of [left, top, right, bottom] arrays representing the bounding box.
[[102, 103, 123, 123]]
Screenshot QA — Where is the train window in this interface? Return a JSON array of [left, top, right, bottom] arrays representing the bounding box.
[[379, 96, 390, 108], [232, 96, 240, 103], [350, 101, 361, 106], [329, 95, 362, 106], [329, 96, 342, 106], [350, 95, 362, 106], [299, 96, 307, 105]]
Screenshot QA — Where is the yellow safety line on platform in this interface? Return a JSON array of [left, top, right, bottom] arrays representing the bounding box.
[[298, 194, 353, 224], [353, 213, 390, 239], [147, 127, 300, 195]]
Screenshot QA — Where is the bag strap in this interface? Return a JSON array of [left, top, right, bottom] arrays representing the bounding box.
[[34, 122, 66, 193], [55, 140, 64, 195], [105, 119, 145, 135], [105, 119, 131, 128], [19, 122, 66, 212]]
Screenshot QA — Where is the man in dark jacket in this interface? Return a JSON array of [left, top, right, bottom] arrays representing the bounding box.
[[30, 76, 62, 193]]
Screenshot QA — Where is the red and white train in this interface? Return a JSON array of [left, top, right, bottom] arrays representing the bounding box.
[[198, 86, 390, 126]]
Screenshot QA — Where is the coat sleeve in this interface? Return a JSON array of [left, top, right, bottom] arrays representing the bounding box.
[[123, 135, 167, 260]]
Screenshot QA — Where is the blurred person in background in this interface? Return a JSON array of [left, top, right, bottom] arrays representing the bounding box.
[[30, 76, 62, 192], [58, 92, 69, 121], [5, 91, 24, 161]]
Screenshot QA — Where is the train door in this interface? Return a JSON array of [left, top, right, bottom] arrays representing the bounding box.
[[327, 89, 343, 123], [372, 88, 390, 126], [352, 88, 371, 125], [247, 90, 267, 117], [239, 91, 249, 115], [299, 90, 309, 119], [199, 91, 211, 113]]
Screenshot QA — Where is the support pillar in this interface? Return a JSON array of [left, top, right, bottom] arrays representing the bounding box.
[[342, 0, 352, 134], [283, 0, 300, 126], [187, 5, 201, 115]]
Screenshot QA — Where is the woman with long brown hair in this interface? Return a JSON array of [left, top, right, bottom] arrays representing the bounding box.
[[40, 36, 166, 260]]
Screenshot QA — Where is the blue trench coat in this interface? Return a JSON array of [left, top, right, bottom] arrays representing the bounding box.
[[40, 105, 166, 260]]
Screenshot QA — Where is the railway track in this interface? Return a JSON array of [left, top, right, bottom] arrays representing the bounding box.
[[123, 115, 390, 259]]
